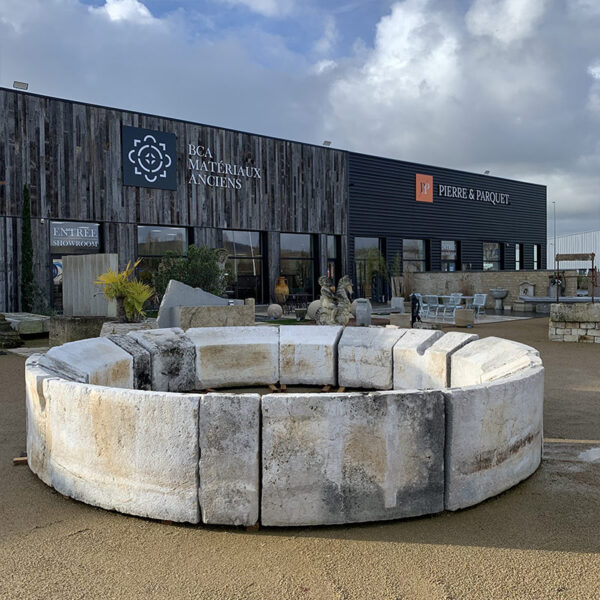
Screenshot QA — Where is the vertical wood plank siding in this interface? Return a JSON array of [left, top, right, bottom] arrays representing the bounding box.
[[0, 89, 347, 310], [347, 152, 547, 276]]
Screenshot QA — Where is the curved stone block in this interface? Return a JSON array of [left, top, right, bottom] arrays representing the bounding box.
[[39, 336, 133, 388], [43, 379, 200, 523], [187, 326, 278, 388], [392, 329, 443, 389], [261, 391, 445, 526], [199, 394, 260, 526], [129, 328, 195, 392], [279, 325, 343, 386], [24, 355, 68, 486], [450, 336, 542, 387], [444, 366, 544, 510], [338, 327, 407, 390], [394, 332, 478, 390]]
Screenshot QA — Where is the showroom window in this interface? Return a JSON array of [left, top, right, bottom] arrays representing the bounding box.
[[136, 225, 188, 288], [533, 244, 541, 270], [355, 237, 386, 299], [515, 243, 523, 270], [403, 239, 427, 272], [280, 233, 315, 298], [223, 229, 264, 302], [441, 240, 459, 272], [483, 242, 502, 271]]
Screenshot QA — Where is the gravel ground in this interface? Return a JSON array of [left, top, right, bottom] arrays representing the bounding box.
[[0, 317, 599, 600]]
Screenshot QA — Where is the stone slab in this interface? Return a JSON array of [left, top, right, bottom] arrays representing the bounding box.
[[107, 335, 152, 390], [49, 315, 116, 346], [550, 302, 600, 323], [157, 280, 242, 328], [279, 325, 343, 386], [388, 313, 411, 328], [392, 329, 443, 389], [128, 328, 196, 392], [177, 305, 255, 329], [186, 326, 279, 388], [454, 308, 475, 327], [44, 379, 201, 523], [450, 336, 542, 387], [2, 312, 51, 334], [338, 327, 406, 390], [199, 394, 260, 526], [261, 391, 445, 526], [39, 336, 133, 388], [24, 354, 70, 486], [444, 366, 544, 510], [100, 321, 155, 337]]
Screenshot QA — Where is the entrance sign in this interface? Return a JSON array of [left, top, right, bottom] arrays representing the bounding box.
[[50, 221, 100, 253], [122, 126, 177, 191]]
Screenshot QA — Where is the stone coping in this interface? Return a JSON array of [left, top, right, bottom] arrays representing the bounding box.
[[25, 326, 544, 527]]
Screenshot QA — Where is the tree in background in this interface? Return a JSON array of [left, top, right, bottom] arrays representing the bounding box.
[[20, 184, 34, 312]]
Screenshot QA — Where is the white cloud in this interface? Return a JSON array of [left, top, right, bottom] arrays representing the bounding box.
[[89, 0, 157, 25], [313, 16, 338, 56], [217, 0, 295, 18], [466, 0, 547, 45], [588, 61, 600, 80]]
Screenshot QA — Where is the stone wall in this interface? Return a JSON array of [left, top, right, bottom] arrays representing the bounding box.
[[410, 270, 578, 309], [549, 303, 600, 343]]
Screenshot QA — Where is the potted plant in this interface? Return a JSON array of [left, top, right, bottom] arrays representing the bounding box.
[[95, 259, 154, 322]]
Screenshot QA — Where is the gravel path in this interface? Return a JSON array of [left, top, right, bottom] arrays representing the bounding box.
[[1, 318, 599, 600]]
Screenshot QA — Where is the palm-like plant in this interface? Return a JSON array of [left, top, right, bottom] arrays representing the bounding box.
[[95, 260, 154, 322]]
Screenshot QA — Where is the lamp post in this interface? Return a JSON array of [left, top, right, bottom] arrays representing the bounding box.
[[553, 201, 557, 272]]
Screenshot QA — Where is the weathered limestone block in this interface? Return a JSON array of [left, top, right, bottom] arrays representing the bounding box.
[[24, 355, 70, 485], [177, 305, 254, 329], [279, 325, 343, 386], [100, 321, 154, 337], [392, 330, 443, 389], [187, 326, 279, 388], [199, 394, 260, 526], [108, 335, 152, 390], [338, 327, 406, 390], [444, 366, 544, 510], [389, 313, 411, 328], [128, 328, 195, 392], [550, 302, 600, 323], [39, 337, 133, 388], [394, 332, 478, 390], [450, 336, 541, 387], [261, 391, 445, 526], [44, 379, 201, 523]]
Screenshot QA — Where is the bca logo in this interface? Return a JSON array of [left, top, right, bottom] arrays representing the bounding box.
[[415, 173, 433, 203], [122, 125, 177, 190]]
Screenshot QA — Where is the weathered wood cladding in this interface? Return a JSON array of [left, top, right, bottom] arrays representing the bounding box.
[[347, 152, 547, 273], [0, 88, 347, 309], [0, 89, 347, 232]]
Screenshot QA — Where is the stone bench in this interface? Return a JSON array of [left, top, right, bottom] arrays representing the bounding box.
[[25, 325, 544, 527]]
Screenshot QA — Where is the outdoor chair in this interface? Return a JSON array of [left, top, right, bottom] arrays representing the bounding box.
[[472, 293, 487, 317], [413, 293, 427, 318], [442, 293, 462, 321], [424, 294, 442, 318]]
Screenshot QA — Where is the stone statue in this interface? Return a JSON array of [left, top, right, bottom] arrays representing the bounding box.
[[317, 275, 353, 326]]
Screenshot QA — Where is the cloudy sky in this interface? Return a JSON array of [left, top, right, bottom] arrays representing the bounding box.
[[1, 0, 599, 237]]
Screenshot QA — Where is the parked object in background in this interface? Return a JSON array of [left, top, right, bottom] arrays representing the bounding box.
[[274, 277, 290, 305], [411, 294, 422, 325], [489, 288, 508, 311], [441, 293, 463, 321], [454, 308, 475, 327], [355, 299, 372, 326], [424, 295, 442, 318], [0, 314, 23, 348], [267, 304, 283, 320]]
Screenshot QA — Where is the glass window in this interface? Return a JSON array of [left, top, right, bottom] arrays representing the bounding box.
[[483, 242, 501, 271], [515, 243, 523, 270], [280, 233, 315, 297], [403, 239, 426, 272], [355, 236, 386, 299], [137, 226, 187, 256], [223, 230, 264, 302], [326, 235, 340, 282], [441, 240, 459, 272], [50, 221, 100, 255], [533, 244, 540, 270]]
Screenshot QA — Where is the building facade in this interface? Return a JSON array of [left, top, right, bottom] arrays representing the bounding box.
[[0, 88, 547, 312]]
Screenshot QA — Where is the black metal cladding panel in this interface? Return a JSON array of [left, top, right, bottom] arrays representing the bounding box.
[[348, 152, 547, 261]]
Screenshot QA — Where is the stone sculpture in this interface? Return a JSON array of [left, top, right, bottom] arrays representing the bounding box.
[[317, 275, 353, 326]]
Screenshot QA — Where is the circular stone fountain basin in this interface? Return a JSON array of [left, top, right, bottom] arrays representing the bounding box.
[[25, 325, 544, 527]]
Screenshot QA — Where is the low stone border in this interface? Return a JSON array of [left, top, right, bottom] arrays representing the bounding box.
[[26, 325, 544, 527], [549, 302, 600, 343]]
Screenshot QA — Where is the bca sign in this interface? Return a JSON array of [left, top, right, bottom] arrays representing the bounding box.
[[122, 125, 177, 190]]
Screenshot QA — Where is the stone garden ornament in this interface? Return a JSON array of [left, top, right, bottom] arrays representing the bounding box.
[[317, 275, 353, 326]]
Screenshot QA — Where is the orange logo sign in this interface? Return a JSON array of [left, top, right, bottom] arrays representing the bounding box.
[[416, 174, 433, 203]]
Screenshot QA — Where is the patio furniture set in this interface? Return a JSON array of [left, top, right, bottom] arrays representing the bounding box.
[[412, 293, 488, 322]]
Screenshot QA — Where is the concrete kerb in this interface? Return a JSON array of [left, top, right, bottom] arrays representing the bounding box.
[[24, 326, 545, 527]]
